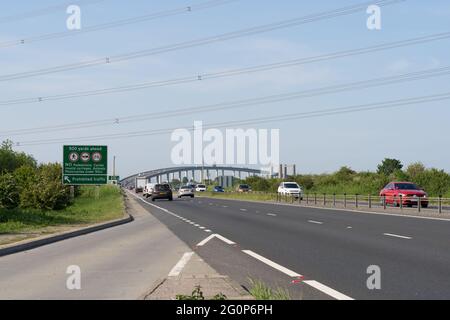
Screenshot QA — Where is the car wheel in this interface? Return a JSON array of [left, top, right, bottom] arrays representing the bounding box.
[[422, 203, 428, 208], [169, 197, 173, 201], [151, 197, 155, 202]]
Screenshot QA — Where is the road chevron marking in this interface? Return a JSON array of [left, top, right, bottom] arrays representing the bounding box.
[[197, 234, 236, 246]]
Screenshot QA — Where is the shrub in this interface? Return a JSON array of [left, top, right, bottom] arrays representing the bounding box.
[[26, 163, 71, 210], [0, 173, 20, 209]]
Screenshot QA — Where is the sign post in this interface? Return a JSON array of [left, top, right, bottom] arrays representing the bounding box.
[[63, 145, 108, 185]]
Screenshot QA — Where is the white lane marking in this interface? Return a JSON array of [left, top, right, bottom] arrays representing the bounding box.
[[222, 205, 228, 208], [126, 192, 215, 235], [242, 250, 301, 278], [240, 209, 247, 212], [197, 234, 236, 246], [347, 226, 353, 229], [194, 224, 200, 227], [383, 233, 412, 240], [308, 220, 323, 225], [267, 213, 277, 217], [303, 280, 354, 300], [168, 252, 194, 277]]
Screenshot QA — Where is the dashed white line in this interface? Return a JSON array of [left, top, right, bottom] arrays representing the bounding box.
[[204, 229, 212, 233], [303, 280, 354, 300], [383, 233, 412, 240], [267, 213, 277, 217], [240, 209, 247, 212], [242, 250, 301, 278], [168, 252, 194, 277], [308, 220, 323, 225]]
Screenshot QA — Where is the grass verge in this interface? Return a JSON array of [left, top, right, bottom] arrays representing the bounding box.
[[0, 185, 124, 240], [248, 279, 291, 300]]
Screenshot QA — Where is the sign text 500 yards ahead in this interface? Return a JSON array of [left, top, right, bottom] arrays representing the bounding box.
[[63, 145, 107, 185]]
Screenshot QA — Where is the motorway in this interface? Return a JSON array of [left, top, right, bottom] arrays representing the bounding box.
[[131, 192, 450, 300]]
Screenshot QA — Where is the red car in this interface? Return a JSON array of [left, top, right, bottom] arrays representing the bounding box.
[[380, 182, 428, 208]]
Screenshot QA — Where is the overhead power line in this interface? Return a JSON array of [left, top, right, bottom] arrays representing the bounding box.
[[2, 64, 450, 137], [0, 0, 107, 24], [0, 0, 239, 48], [1, 30, 449, 107], [13, 91, 450, 146], [0, 0, 405, 82]]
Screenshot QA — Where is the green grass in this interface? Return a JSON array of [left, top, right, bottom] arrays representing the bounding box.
[[248, 279, 291, 300], [0, 185, 124, 235]]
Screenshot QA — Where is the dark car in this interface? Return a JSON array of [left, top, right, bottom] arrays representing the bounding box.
[[236, 184, 251, 192], [151, 184, 173, 201], [380, 182, 428, 208], [213, 186, 225, 192]]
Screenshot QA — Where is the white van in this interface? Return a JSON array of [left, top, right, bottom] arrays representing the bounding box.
[[143, 183, 156, 198]]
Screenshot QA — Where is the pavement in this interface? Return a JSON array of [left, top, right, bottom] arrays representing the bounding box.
[[0, 194, 245, 300], [145, 252, 252, 300], [129, 191, 450, 300]]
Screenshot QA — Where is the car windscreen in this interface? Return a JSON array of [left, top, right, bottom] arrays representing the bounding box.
[[155, 184, 170, 191], [284, 183, 299, 188], [239, 185, 249, 189], [395, 183, 419, 190], [197, 185, 206, 188]]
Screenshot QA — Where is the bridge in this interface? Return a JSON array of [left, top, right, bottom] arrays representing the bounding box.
[[120, 165, 269, 186]]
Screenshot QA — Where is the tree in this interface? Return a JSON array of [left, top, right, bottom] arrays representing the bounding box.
[[335, 166, 356, 181], [406, 162, 426, 179], [377, 158, 403, 176], [0, 140, 36, 174]]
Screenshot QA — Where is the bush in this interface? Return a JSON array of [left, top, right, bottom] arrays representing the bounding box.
[[24, 163, 71, 210], [0, 173, 20, 209]]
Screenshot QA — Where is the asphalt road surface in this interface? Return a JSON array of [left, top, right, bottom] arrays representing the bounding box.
[[132, 192, 450, 300]]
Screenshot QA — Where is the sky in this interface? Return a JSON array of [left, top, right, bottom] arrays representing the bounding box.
[[0, 0, 449, 178]]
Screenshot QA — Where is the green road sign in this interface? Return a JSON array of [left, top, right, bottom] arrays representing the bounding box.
[[108, 176, 120, 181], [63, 145, 108, 185]]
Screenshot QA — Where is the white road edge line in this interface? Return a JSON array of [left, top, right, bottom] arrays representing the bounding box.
[[383, 233, 412, 240], [303, 280, 354, 300], [242, 250, 301, 278], [168, 252, 194, 277]]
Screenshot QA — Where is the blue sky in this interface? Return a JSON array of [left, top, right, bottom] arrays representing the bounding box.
[[0, 0, 449, 178]]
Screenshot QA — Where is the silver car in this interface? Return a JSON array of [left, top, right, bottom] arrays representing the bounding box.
[[178, 186, 195, 198]]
